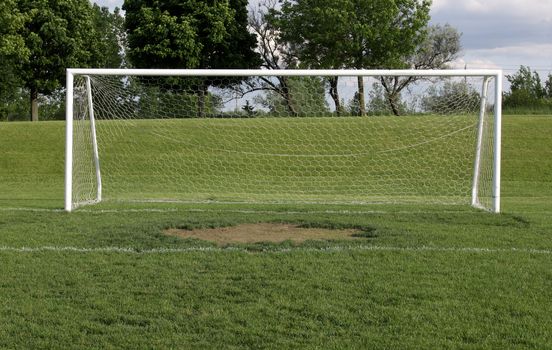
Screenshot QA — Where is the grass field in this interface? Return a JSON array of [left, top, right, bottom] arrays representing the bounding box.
[[1, 115, 551, 348], [74, 114, 486, 206]]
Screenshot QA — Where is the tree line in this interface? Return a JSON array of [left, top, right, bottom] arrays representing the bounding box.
[[504, 66, 552, 114], [2, 0, 473, 121]]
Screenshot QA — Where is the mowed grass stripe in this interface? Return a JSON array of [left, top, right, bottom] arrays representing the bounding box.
[[1, 246, 551, 349], [1, 245, 552, 255]]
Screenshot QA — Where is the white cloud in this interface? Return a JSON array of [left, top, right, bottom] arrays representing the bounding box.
[[457, 44, 552, 79], [432, 0, 552, 21]]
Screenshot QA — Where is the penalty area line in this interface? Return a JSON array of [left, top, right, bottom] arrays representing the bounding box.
[[0, 245, 551, 255]]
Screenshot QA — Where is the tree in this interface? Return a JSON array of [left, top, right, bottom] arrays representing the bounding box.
[[254, 76, 329, 117], [247, 0, 302, 115], [124, 0, 261, 117], [364, 82, 409, 116], [421, 80, 480, 114], [14, 0, 111, 121], [0, 0, 28, 119], [0, 0, 28, 62], [380, 24, 462, 115], [545, 74, 552, 98], [271, 0, 431, 115], [90, 4, 127, 69], [504, 66, 552, 111], [507, 66, 546, 99], [241, 100, 255, 116]]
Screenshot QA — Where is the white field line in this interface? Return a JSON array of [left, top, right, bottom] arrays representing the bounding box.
[[0, 245, 551, 255], [0, 207, 65, 212]]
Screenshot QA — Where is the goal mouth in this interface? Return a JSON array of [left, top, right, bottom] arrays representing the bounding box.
[[65, 69, 502, 213]]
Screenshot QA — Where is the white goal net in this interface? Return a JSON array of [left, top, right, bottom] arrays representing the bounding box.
[[65, 69, 502, 212]]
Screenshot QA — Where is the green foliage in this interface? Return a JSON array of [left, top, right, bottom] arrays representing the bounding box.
[[89, 4, 126, 68], [1, 87, 66, 121], [377, 24, 462, 116], [422, 80, 481, 114], [0, 0, 28, 60], [123, 2, 203, 69], [0, 0, 28, 115], [270, 0, 430, 114], [123, 0, 260, 117], [136, 86, 224, 118], [364, 83, 409, 116], [546, 74, 552, 98], [1, 0, 122, 121], [507, 66, 546, 99], [410, 24, 461, 70], [504, 66, 552, 114], [0, 85, 28, 122], [254, 76, 330, 116], [272, 0, 431, 69], [18, 0, 99, 95], [124, 0, 260, 70]]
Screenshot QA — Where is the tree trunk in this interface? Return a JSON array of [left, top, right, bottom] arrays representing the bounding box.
[[280, 77, 298, 116], [380, 76, 414, 116], [387, 93, 401, 116], [30, 87, 39, 122], [328, 77, 342, 116], [357, 76, 366, 116]]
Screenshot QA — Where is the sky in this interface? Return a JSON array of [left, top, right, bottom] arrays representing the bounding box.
[[94, 0, 552, 78]]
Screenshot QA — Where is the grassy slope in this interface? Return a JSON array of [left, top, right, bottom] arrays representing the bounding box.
[[88, 115, 479, 204], [0, 116, 551, 349]]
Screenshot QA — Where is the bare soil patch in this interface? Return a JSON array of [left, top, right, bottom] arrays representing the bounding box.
[[164, 223, 365, 245]]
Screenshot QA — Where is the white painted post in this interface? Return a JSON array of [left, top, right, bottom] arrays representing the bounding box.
[[472, 76, 492, 208], [493, 73, 503, 213], [65, 71, 74, 212], [85, 76, 102, 203]]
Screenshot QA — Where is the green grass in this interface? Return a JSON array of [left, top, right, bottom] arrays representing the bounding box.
[[1, 115, 552, 349], [85, 115, 480, 205]]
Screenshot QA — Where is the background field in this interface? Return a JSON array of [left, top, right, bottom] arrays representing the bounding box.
[[1, 115, 551, 348], [74, 114, 485, 206]]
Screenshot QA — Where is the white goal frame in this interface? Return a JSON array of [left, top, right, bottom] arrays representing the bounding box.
[[65, 68, 502, 212]]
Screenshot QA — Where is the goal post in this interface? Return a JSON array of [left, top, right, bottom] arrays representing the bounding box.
[[65, 69, 502, 212]]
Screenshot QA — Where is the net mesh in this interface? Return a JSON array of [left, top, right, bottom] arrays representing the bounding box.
[[70, 72, 497, 210]]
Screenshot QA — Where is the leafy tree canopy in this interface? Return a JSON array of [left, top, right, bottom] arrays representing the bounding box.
[[90, 4, 126, 68], [271, 0, 431, 69], [0, 0, 28, 61], [123, 0, 260, 69], [504, 66, 552, 113], [18, 0, 99, 95], [0, 0, 28, 109], [507, 65, 547, 99], [380, 24, 462, 115], [8, 0, 120, 120], [268, 0, 430, 116]]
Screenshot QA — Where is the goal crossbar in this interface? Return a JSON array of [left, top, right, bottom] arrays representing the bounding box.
[[67, 68, 502, 77]]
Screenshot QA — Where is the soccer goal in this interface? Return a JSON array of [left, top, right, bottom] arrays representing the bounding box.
[[65, 69, 502, 212]]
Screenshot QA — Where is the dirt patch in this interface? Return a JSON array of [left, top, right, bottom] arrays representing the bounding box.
[[164, 223, 366, 245]]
